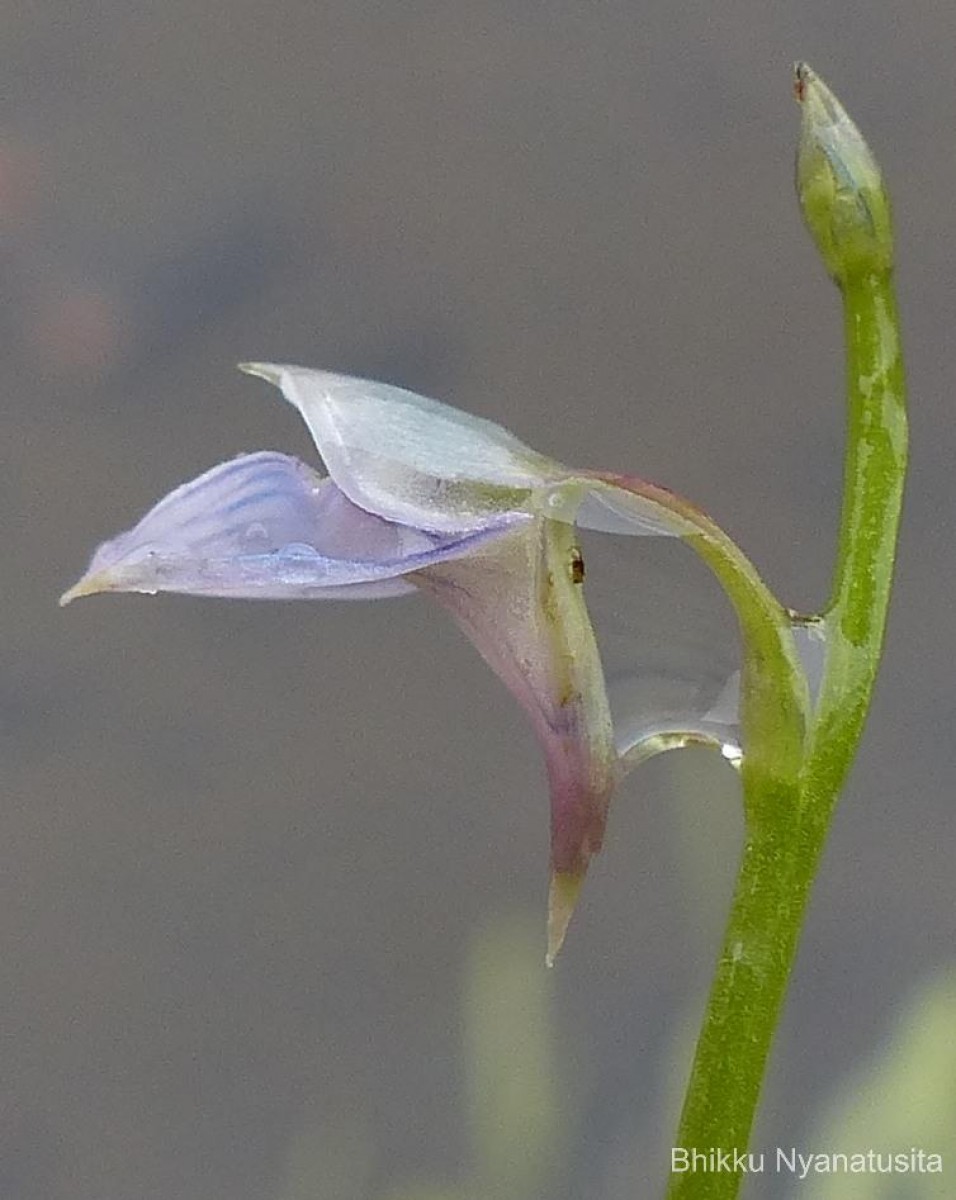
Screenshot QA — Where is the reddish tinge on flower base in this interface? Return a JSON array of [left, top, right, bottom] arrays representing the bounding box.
[[64, 364, 751, 962]]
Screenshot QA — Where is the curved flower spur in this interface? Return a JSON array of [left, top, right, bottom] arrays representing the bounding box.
[[63, 364, 808, 962]]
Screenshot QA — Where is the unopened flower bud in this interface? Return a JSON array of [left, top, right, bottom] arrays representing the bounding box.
[[794, 63, 893, 283]]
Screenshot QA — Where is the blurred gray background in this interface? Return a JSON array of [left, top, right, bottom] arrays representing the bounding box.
[[4, 2, 955, 1198]]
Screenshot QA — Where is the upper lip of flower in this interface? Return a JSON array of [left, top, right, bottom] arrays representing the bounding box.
[[62, 362, 743, 961]]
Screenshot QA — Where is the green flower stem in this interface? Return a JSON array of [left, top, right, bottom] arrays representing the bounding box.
[[666, 811, 825, 1200], [664, 67, 907, 1199], [804, 272, 906, 803], [684, 523, 807, 792]]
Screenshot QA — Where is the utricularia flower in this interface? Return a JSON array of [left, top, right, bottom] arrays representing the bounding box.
[[64, 365, 796, 961]]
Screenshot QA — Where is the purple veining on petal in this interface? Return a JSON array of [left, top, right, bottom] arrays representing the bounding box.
[[62, 452, 526, 603]]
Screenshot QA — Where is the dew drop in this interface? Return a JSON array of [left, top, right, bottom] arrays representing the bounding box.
[[582, 531, 744, 773], [280, 542, 320, 559], [243, 521, 269, 547]]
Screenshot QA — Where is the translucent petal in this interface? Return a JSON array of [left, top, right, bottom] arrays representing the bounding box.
[[61, 452, 525, 603], [239, 365, 713, 548], [240, 363, 560, 533], [543, 474, 694, 538]]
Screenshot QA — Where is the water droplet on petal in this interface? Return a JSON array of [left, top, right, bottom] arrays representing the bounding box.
[[243, 521, 269, 547], [720, 741, 744, 768]]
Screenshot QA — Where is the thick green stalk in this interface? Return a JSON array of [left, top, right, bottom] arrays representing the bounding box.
[[666, 805, 825, 1199], [664, 66, 907, 1198], [803, 273, 906, 804]]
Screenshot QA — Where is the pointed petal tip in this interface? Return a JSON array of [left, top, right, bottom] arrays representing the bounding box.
[[237, 361, 284, 385], [59, 571, 109, 606], [545, 870, 586, 967]]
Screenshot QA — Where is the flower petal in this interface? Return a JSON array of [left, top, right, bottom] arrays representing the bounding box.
[[61, 451, 525, 603], [239, 362, 562, 533], [240, 363, 706, 543], [571, 475, 696, 537], [412, 516, 616, 963]]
